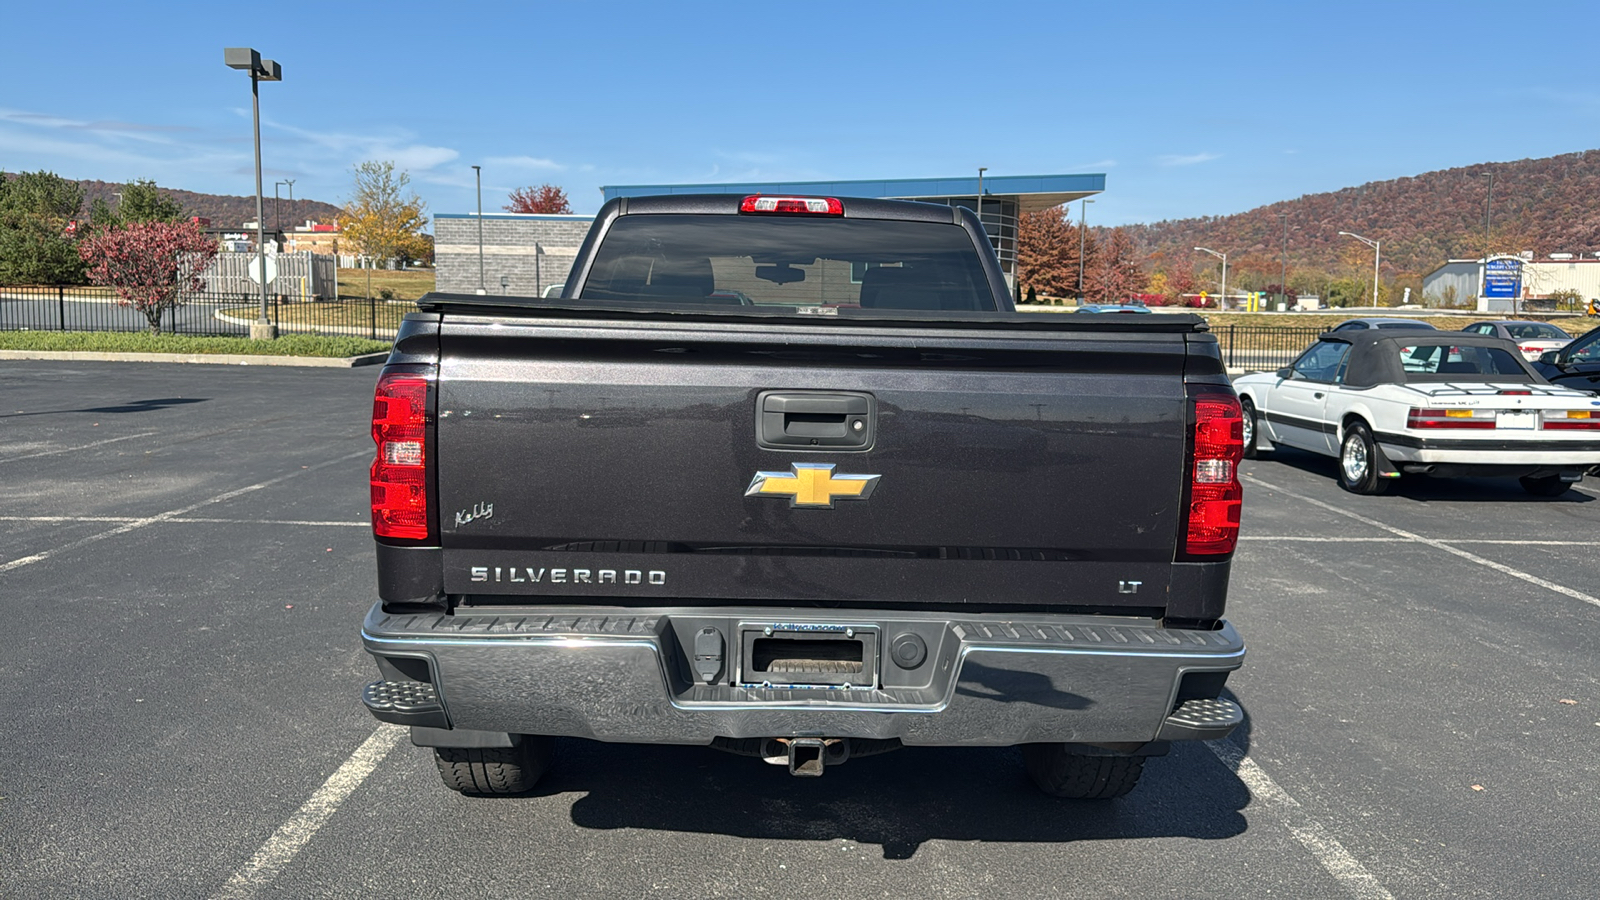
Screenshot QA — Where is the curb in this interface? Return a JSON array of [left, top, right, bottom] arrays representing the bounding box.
[[0, 350, 389, 368]]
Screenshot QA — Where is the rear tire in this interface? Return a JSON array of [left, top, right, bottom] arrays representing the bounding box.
[[1337, 423, 1390, 495], [435, 737, 552, 795], [1023, 744, 1145, 799], [1520, 475, 1572, 497], [1240, 397, 1265, 459]]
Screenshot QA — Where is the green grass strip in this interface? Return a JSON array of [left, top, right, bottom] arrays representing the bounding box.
[[0, 331, 391, 358]]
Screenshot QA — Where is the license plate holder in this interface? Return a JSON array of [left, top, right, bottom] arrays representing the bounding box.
[[1497, 411, 1536, 430], [737, 623, 878, 689]]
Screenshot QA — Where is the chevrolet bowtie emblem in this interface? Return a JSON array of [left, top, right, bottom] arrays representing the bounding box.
[[745, 463, 881, 508]]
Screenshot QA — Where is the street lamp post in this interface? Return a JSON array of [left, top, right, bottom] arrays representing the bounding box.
[[1195, 246, 1227, 310], [975, 166, 987, 248], [285, 178, 294, 232], [224, 47, 282, 340], [274, 180, 286, 235], [1079, 198, 1095, 302], [1339, 231, 1382, 307], [471, 165, 486, 294], [1478, 172, 1494, 257], [1278, 212, 1289, 309]]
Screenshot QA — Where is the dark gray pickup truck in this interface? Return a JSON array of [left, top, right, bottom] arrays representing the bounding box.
[[360, 193, 1246, 799]]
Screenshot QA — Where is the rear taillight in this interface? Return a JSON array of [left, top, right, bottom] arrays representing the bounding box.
[[739, 195, 844, 216], [1542, 410, 1600, 430], [1520, 346, 1539, 355], [1185, 386, 1243, 557], [1406, 407, 1494, 429], [371, 371, 431, 539]]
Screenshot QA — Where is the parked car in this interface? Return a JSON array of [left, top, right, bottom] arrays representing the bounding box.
[[1461, 321, 1572, 361], [1234, 331, 1600, 496], [1532, 324, 1600, 393], [1329, 317, 1437, 332]]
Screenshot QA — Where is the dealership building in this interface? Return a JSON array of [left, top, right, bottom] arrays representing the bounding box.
[[1424, 254, 1600, 312], [433, 173, 1105, 297]]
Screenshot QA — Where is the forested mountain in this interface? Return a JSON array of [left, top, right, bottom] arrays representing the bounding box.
[[73, 180, 342, 230], [1125, 150, 1600, 290]]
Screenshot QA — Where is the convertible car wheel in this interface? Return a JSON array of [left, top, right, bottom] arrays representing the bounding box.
[[1240, 397, 1265, 459], [1337, 423, 1390, 495]]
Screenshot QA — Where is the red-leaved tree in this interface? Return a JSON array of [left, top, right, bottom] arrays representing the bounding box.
[[505, 184, 573, 214], [77, 221, 219, 334]]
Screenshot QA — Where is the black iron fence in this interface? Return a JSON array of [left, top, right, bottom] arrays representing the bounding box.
[[0, 285, 411, 341], [0, 293, 1351, 365], [1211, 325, 1325, 371]]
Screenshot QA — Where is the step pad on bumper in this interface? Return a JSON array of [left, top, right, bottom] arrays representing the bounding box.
[[362, 680, 448, 728], [1156, 697, 1243, 741]]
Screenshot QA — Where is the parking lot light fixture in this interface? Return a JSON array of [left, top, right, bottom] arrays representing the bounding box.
[[472, 165, 486, 294], [1339, 231, 1381, 307], [1079, 199, 1095, 302], [224, 47, 282, 339], [1195, 247, 1227, 310]]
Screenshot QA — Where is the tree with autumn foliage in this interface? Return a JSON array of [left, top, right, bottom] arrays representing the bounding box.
[[342, 161, 430, 265], [77, 220, 219, 334], [1016, 204, 1093, 301], [1084, 228, 1146, 303], [505, 184, 572, 214]]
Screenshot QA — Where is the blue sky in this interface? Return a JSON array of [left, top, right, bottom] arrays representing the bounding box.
[[2, 1, 1596, 228]]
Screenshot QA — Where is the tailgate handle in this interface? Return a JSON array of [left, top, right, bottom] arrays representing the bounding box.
[[757, 391, 875, 450]]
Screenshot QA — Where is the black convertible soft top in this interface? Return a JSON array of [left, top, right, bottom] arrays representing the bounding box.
[[1316, 331, 1539, 386]]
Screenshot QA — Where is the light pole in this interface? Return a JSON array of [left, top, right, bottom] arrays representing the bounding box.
[[471, 165, 486, 294], [1195, 247, 1227, 310], [975, 166, 987, 248], [1478, 172, 1494, 258], [1278, 212, 1289, 309], [1079, 198, 1095, 302], [224, 47, 282, 340], [285, 178, 295, 231], [274, 181, 286, 235], [1339, 231, 1381, 307]]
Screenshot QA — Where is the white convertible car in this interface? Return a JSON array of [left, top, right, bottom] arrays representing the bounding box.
[[1234, 331, 1600, 496]]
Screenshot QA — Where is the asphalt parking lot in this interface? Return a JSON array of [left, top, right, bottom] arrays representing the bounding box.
[[3, 361, 1598, 899]]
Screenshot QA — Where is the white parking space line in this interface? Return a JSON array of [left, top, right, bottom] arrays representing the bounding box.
[[0, 431, 158, 464], [1243, 475, 1600, 611], [213, 725, 404, 900], [1241, 535, 1593, 546], [1208, 740, 1394, 900], [0, 449, 370, 575], [1240, 536, 1392, 542], [0, 516, 368, 527]]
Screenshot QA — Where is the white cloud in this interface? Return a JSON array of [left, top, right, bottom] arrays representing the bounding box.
[[486, 155, 563, 171], [1156, 152, 1221, 167]]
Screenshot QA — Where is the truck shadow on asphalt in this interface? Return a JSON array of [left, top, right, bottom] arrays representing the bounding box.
[[538, 696, 1255, 860], [1246, 446, 1596, 504], [0, 397, 209, 418]]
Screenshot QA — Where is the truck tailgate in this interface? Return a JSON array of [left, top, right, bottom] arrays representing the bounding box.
[[433, 316, 1191, 611]]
